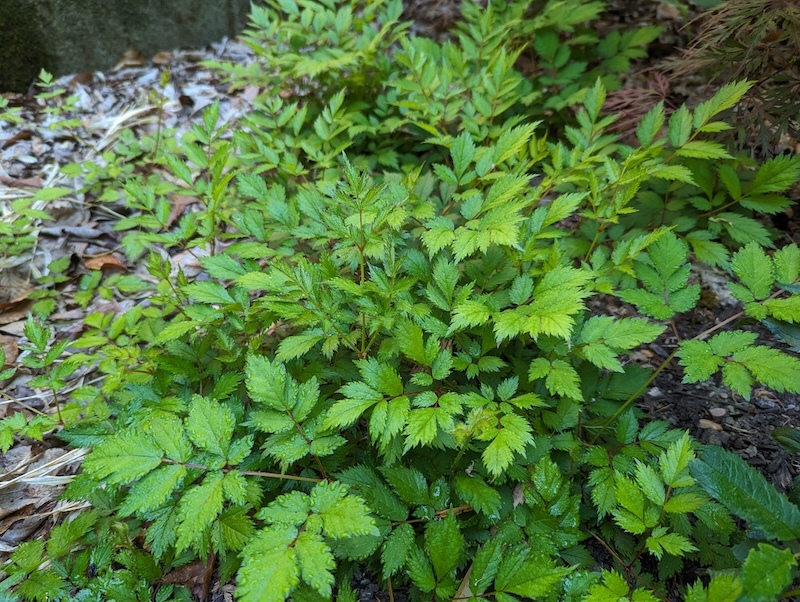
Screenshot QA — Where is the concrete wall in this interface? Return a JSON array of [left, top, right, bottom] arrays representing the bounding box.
[[0, 0, 254, 92]]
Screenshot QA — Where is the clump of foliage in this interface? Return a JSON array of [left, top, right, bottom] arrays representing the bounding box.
[[666, 0, 800, 154], [3, 0, 800, 601]]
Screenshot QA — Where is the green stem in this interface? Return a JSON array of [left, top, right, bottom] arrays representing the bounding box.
[[590, 347, 678, 445]]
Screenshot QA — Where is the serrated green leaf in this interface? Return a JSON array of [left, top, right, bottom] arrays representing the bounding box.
[[470, 539, 504, 594], [275, 330, 324, 361], [482, 413, 534, 477], [675, 140, 732, 160], [740, 543, 796, 602], [83, 432, 163, 485], [692, 80, 752, 126], [311, 481, 378, 539], [425, 511, 463, 580], [237, 525, 300, 602], [336, 465, 408, 522], [324, 382, 383, 430], [46, 510, 99, 558], [537, 193, 582, 231], [634, 462, 665, 506], [404, 406, 453, 451], [774, 244, 800, 285], [497, 553, 573, 598], [649, 164, 696, 184], [185, 395, 234, 457], [749, 155, 800, 196], [659, 432, 695, 488], [381, 523, 415, 579], [529, 358, 582, 400], [451, 131, 476, 178], [668, 105, 692, 147], [119, 464, 186, 516], [222, 470, 248, 504], [687, 232, 730, 268], [580, 316, 665, 351], [357, 358, 403, 397], [645, 528, 696, 559], [733, 345, 800, 394], [369, 396, 410, 449], [394, 319, 429, 365], [686, 574, 742, 602], [663, 492, 707, 514], [217, 507, 255, 551], [691, 445, 800, 540], [422, 217, 455, 255], [636, 101, 665, 146], [294, 530, 335, 597], [32, 186, 73, 202], [380, 466, 428, 505], [237, 172, 269, 199], [494, 123, 536, 165], [715, 212, 773, 247], [731, 242, 774, 300], [153, 320, 197, 344], [762, 296, 800, 323], [678, 339, 722, 382], [619, 231, 699, 318], [184, 281, 235, 305], [176, 472, 224, 552], [146, 414, 190, 462], [406, 545, 436, 592], [450, 299, 491, 332], [589, 467, 616, 517], [613, 474, 647, 534], [454, 475, 502, 517], [14, 570, 67, 602]]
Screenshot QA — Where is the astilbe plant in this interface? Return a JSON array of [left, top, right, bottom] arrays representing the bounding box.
[[3, 1, 800, 601]]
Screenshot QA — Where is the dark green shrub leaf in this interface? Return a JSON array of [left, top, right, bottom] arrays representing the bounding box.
[[740, 543, 796, 602], [691, 446, 800, 540]]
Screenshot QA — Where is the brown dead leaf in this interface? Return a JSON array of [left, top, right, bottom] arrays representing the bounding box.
[[698, 419, 723, 431], [152, 51, 173, 66], [0, 335, 18, 366], [0, 273, 35, 313], [162, 554, 214, 600], [162, 559, 207, 585], [0, 304, 32, 327], [115, 49, 147, 69], [84, 254, 128, 272], [68, 72, 94, 89], [167, 194, 199, 227]]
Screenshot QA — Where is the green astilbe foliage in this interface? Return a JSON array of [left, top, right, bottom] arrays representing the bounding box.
[[7, 1, 800, 601]]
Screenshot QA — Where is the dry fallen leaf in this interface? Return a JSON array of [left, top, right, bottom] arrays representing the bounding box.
[[0, 335, 18, 365], [162, 555, 214, 601], [698, 419, 723, 431], [0, 273, 34, 307], [152, 51, 173, 66], [0, 174, 41, 187], [84, 254, 128, 272], [115, 49, 147, 69], [167, 194, 200, 227]]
